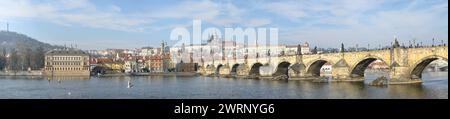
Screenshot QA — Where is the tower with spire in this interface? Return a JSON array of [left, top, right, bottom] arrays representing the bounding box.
[[161, 40, 165, 55]]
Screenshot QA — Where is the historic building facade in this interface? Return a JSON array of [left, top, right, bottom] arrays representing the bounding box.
[[43, 49, 90, 76]]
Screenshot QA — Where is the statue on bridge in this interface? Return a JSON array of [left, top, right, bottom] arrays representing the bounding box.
[[393, 38, 400, 48], [297, 44, 302, 55]]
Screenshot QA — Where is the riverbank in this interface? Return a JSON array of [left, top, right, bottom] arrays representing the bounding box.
[[1, 71, 199, 77], [132, 72, 199, 76], [0, 71, 42, 76], [95, 72, 199, 77]]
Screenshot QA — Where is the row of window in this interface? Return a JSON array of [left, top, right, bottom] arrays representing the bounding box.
[[47, 56, 85, 61], [45, 67, 89, 71], [47, 62, 86, 66], [151, 63, 162, 67]]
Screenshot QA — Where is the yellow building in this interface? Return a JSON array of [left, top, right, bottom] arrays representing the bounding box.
[[44, 49, 90, 76], [102, 61, 124, 72]]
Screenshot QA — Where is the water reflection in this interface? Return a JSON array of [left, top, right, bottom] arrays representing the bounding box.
[[326, 82, 365, 98], [0, 72, 447, 99], [387, 85, 425, 98], [47, 76, 90, 80]]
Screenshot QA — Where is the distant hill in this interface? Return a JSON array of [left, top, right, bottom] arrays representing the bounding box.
[[0, 31, 61, 52], [0, 31, 64, 70]]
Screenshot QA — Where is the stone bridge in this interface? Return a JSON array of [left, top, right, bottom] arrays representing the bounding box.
[[198, 46, 448, 84]]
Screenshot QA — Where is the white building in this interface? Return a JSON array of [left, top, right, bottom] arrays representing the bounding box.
[[320, 63, 332, 75], [285, 42, 311, 55]]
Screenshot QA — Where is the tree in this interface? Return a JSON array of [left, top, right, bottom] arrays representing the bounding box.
[[1, 47, 6, 57], [23, 48, 32, 70], [340, 43, 345, 52], [33, 47, 45, 69], [0, 56, 6, 70], [0, 48, 5, 70], [8, 48, 19, 71]]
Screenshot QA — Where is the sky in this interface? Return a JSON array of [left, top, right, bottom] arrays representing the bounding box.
[[0, 0, 448, 50]]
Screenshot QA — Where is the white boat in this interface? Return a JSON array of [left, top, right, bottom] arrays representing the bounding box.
[[127, 80, 133, 88]]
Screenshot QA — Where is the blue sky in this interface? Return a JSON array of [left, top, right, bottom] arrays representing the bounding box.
[[0, 0, 448, 50]]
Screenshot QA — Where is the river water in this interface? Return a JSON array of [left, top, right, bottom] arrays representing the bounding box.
[[0, 71, 447, 99]]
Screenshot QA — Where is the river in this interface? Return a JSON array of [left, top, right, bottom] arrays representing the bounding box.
[[0, 71, 447, 99]]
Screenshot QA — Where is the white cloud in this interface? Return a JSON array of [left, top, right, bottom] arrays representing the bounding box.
[[0, 0, 153, 32], [0, 0, 270, 32], [262, 1, 308, 21], [0, 0, 446, 48], [148, 0, 260, 27], [141, 0, 269, 29], [57, 0, 93, 10], [109, 5, 122, 12], [246, 19, 272, 27], [280, 1, 448, 48], [0, 0, 44, 18], [145, 0, 220, 20]]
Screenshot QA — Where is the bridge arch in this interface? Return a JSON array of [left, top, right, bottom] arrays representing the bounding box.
[[91, 66, 111, 75], [350, 56, 388, 78], [230, 64, 240, 75], [249, 63, 263, 76], [272, 61, 292, 78], [306, 59, 332, 77], [215, 64, 224, 75], [410, 55, 448, 79]]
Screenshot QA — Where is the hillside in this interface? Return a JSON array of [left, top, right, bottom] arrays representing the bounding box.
[[0, 31, 63, 70], [0, 31, 61, 51]]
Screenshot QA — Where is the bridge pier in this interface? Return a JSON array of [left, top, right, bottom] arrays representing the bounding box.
[[330, 59, 363, 82], [331, 66, 351, 81], [201, 65, 216, 76], [235, 63, 252, 79], [218, 64, 232, 77], [289, 74, 314, 80], [389, 66, 422, 84], [198, 66, 207, 76], [288, 63, 312, 80], [289, 70, 314, 80]]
